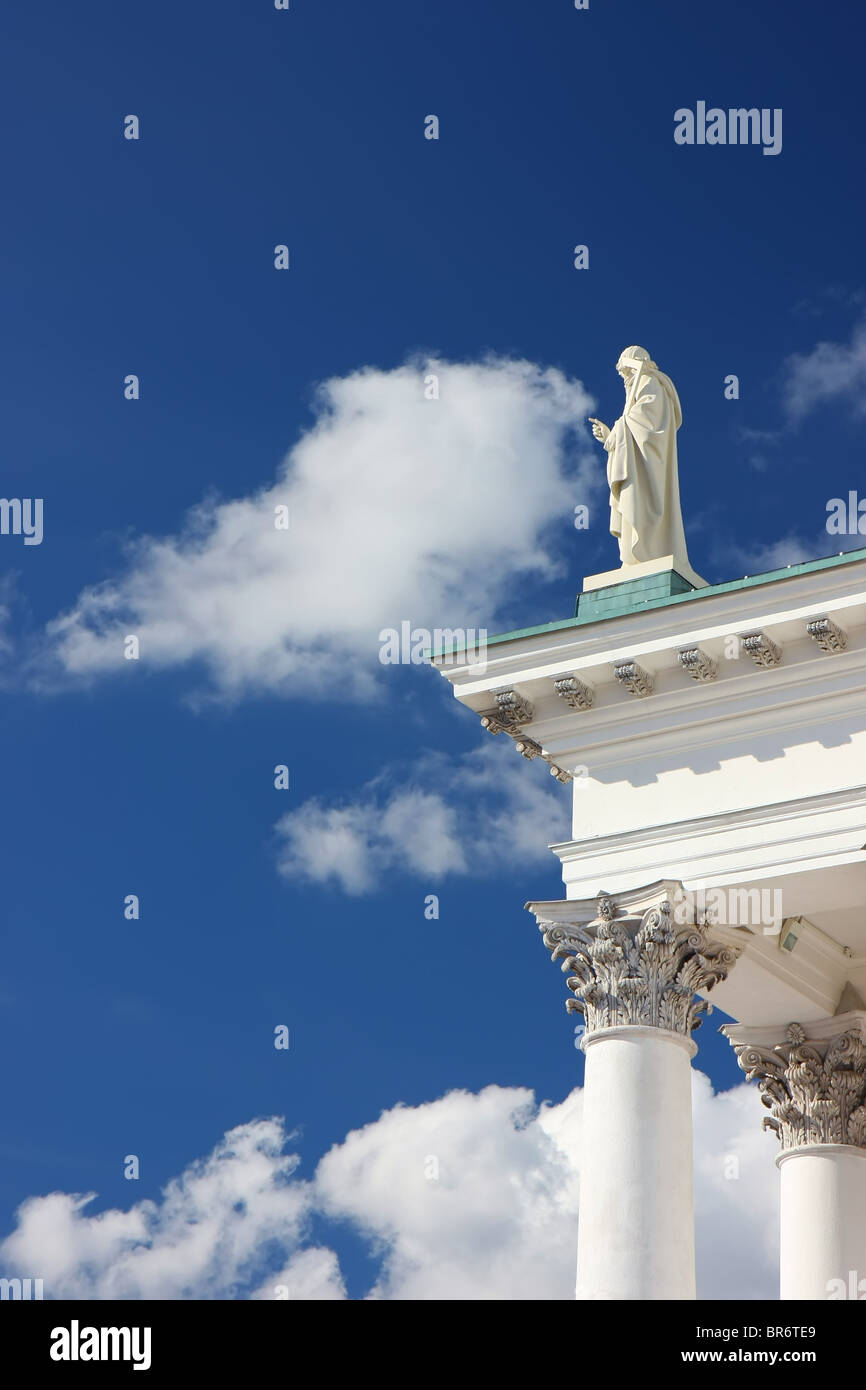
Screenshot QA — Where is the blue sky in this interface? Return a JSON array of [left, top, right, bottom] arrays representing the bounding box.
[[1, 0, 865, 1300]]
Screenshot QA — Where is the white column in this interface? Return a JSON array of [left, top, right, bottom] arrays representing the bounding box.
[[725, 1013, 866, 1301], [778, 1146, 866, 1299], [530, 883, 741, 1302], [578, 1025, 696, 1300]]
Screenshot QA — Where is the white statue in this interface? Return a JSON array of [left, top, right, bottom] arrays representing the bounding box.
[[589, 347, 692, 575]]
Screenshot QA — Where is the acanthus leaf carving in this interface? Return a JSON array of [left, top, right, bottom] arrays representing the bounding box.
[[727, 1022, 866, 1151], [740, 630, 782, 668], [554, 675, 594, 711], [677, 646, 718, 682], [806, 616, 848, 653], [612, 660, 654, 697], [538, 893, 740, 1038]]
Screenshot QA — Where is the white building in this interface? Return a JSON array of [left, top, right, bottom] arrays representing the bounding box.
[[433, 548, 866, 1300]]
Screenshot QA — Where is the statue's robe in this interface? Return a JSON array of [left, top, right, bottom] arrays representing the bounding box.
[[603, 363, 691, 572]]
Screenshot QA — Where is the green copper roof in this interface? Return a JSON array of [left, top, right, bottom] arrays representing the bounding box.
[[430, 545, 866, 660]]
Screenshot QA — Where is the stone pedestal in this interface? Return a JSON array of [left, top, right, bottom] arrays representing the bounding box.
[[576, 555, 706, 620]]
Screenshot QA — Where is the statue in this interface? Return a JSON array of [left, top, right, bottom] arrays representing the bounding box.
[[589, 347, 693, 577]]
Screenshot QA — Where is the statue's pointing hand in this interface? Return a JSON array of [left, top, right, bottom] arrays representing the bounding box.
[[588, 417, 610, 443]]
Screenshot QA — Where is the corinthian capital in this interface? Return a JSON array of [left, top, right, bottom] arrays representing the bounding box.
[[528, 883, 741, 1039], [723, 1014, 866, 1152]]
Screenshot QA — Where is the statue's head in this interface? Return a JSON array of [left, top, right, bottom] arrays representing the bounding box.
[[616, 346, 656, 382]]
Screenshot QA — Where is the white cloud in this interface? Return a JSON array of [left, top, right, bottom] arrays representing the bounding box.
[[784, 317, 866, 422], [314, 1084, 583, 1300], [722, 533, 823, 575], [44, 358, 595, 701], [315, 1075, 778, 1301], [273, 740, 569, 894], [0, 1076, 780, 1301], [0, 1118, 325, 1300], [250, 1247, 345, 1302], [718, 529, 863, 580], [692, 1070, 779, 1300]]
